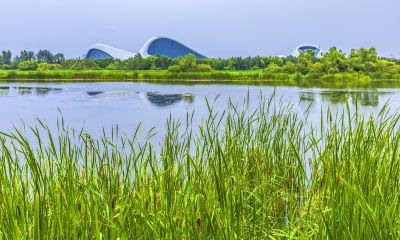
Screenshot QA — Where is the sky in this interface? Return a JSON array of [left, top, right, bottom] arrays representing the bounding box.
[[1, 0, 399, 58]]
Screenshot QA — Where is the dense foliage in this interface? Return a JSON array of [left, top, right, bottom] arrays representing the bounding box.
[[168, 54, 212, 72], [1, 48, 399, 76]]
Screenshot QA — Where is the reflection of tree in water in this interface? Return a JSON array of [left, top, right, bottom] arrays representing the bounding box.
[[14, 87, 62, 96], [16, 87, 34, 95], [350, 91, 379, 106], [146, 92, 194, 107], [35, 87, 62, 96], [300, 90, 387, 106], [299, 92, 315, 102], [0, 86, 10, 94], [182, 93, 194, 103], [319, 91, 349, 104]]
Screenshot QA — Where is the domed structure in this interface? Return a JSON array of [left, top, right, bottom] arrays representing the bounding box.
[[291, 44, 322, 57], [85, 37, 206, 60], [139, 37, 205, 59], [85, 44, 136, 60]]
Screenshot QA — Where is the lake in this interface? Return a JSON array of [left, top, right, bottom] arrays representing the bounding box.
[[1, 81, 399, 141]]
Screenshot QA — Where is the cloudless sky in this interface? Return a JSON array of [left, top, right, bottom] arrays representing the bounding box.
[[1, 0, 399, 58]]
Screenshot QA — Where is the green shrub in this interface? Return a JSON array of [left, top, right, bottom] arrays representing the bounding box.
[[18, 61, 38, 71], [168, 54, 213, 72], [195, 64, 213, 72], [265, 63, 283, 73], [167, 65, 182, 72], [105, 63, 118, 70], [38, 62, 61, 70]]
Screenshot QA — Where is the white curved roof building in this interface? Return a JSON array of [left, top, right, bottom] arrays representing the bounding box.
[[85, 37, 206, 60], [138, 36, 206, 59], [291, 44, 322, 57], [85, 44, 136, 60]]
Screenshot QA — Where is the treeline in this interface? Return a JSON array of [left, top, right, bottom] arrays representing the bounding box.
[[1, 48, 400, 76], [262, 48, 400, 75]]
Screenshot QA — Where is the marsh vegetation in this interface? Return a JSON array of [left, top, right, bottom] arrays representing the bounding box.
[[0, 96, 400, 239], [1, 47, 400, 81]]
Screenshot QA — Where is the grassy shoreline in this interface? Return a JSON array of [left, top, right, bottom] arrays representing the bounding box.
[[1, 69, 400, 82]]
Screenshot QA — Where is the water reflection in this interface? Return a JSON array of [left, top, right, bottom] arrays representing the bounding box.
[[13, 87, 63, 96], [109, 91, 130, 95], [145, 92, 194, 107], [320, 91, 349, 104], [300, 90, 392, 106], [16, 87, 34, 95], [2, 81, 400, 140], [35, 87, 62, 96], [0, 87, 10, 94], [299, 92, 315, 102], [350, 91, 380, 106], [87, 91, 104, 96]]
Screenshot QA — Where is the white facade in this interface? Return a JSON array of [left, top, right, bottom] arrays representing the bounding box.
[[138, 36, 160, 58], [86, 36, 206, 60], [86, 44, 136, 60]]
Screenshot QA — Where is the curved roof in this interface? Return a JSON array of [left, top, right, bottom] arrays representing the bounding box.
[[139, 36, 206, 58], [85, 44, 136, 60], [85, 37, 206, 60], [291, 44, 322, 57]]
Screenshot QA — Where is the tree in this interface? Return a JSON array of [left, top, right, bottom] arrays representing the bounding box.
[[36, 50, 54, 62], [17, 50, 35, 62], [178, 54, 197, 71], [155, 55, 173, 69], [122, 54, 144, 70], [265, 63, 283, 73], [374, 59, 399, 74], [309, 62, 323, 73], [348, 48, 378, 72], [195, 64, 212, 72], [296, 50, 315, 74], [320, 47, 348, 73], [283, 61, 296, 74], [69, 60, 99, 70], [52, 53, 65, 64], [143, 56, 158, 70], [168, 54, 212, 72], [267, 57, 285, 67], [0, 50, 12, 64], [167, 65, 181, 72], [18, 61, 38, 71]]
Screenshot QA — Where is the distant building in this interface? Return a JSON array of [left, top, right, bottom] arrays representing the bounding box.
[[139, 37, 206, 59], [85, 44, 136, 60], [291, 44, 322, 57], [85, 36, 206, 60]]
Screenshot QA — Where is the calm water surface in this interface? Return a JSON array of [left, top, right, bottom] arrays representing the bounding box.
[[0, 82, 399, 140]]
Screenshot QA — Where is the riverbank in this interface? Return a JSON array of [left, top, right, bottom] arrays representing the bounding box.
[[1, 70, 400, 82]]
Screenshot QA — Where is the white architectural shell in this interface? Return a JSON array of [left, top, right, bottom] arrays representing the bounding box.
[[86, 44, 136, 60], [85, 37, 206, 60], [139, 36, 164, 58], [138, 36, 205, 59]]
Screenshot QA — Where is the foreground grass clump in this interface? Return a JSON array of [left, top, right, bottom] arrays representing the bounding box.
[[1, 99, 400, 239]]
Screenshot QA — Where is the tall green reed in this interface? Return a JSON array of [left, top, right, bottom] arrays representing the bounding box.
[[0, 96, 400, 239]]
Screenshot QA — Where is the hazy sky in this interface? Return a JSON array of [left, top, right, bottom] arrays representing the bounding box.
[[1, 0, 399, 58]]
